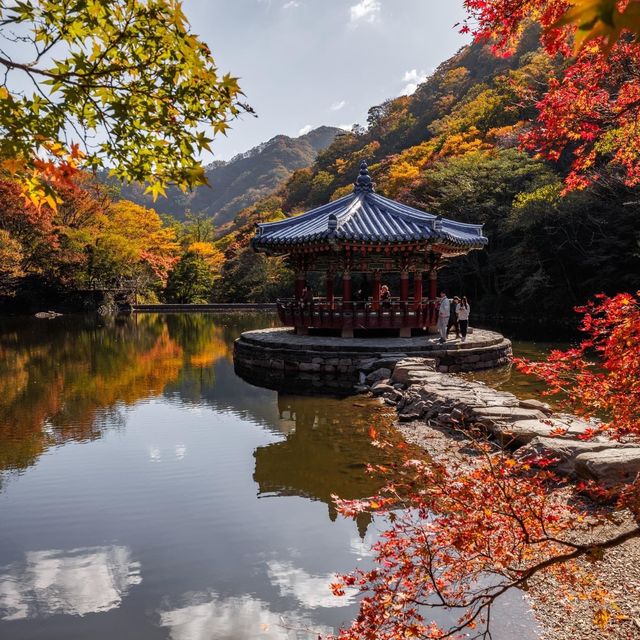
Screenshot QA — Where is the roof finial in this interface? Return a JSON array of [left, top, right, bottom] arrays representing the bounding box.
[[353, 160, 374, 194]]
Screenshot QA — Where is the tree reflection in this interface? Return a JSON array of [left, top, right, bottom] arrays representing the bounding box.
[[0, 313, 278, 475], [0, 315, 184, 472]]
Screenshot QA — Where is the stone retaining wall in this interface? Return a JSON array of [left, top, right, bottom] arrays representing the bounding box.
[[233, 327, 513, 387]]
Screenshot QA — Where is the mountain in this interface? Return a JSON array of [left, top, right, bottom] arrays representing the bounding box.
[[117, 126, 341, 227]]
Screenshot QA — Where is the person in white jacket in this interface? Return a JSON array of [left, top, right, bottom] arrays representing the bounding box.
[[456, 296, 470, 342], [437, 292, 450, 343]]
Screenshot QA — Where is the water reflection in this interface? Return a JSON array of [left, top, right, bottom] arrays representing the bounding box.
[[254, 394, 398, 537], [0, 545, 141, 620], [266, 560, 356, 608], [0, 313, 276, 474], [159, 591, 331, 640], [0, 312, 544, 640]]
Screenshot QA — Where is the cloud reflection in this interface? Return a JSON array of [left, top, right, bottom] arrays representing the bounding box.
[[0, 545, 141, 620], [267, 560, 356, 608], [159, 591, 331, 640]]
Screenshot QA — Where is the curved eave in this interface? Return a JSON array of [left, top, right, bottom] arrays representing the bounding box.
[[252, 190, 487, 251], [252, 235, 487, 255]]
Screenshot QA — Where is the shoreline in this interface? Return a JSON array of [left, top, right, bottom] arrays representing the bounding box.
[[361, 357, 640, 640]]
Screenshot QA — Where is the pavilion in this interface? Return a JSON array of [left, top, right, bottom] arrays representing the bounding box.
[[251, 161, 487, 337]]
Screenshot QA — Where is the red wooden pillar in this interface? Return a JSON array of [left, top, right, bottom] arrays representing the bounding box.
[[326, 272, 334, 305], [429, 269, 438, 326], [400, 271, 409, 302], [342, 271, 352, 305], [414, 271, 423, 307], [429, 269, 437, 300], [295, 271, 306, 300], [372, 271, 381, 310]]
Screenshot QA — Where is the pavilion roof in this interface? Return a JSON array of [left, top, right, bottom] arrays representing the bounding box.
[[252, 161, 487, 253]]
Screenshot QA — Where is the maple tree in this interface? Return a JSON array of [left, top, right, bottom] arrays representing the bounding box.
[[0, 0, 246, 206], [0, 173, 180, 301], [329, 292, 640, 639], [462, 0, 640, 189]]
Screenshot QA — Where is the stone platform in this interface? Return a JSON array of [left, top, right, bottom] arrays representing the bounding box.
[[233, 327, 512, 391]]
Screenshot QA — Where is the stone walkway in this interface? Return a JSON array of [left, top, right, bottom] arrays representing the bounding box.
[[369, 357, 640, 488]]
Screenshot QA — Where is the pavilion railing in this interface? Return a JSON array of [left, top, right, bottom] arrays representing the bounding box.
[[276, 298, 439, 330]]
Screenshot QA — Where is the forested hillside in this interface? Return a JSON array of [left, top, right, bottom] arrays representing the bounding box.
[[117, 126, 341, 227], [214, 28, 640, 318]]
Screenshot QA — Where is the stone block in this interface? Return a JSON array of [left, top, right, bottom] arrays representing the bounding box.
[[493, 416, 594, 446], [575, 448, 640, 488], [299, 362, 321, 372], [473, 406, 546, 425], [515, 437, 634, 476], [518, 398, 553, 415]]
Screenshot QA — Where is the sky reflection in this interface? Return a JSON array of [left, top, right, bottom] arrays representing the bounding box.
[[159, 591, 332, 640], [0, 545, 141, 620]]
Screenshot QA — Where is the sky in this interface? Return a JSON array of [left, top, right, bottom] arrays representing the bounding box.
[[182, 0, 471, 160]]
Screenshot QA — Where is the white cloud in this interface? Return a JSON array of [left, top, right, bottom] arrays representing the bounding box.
[[283, 0, 299, 7], [159, 591, 332, 640], [399, 68, 428, 96], [266, 560, 356, 609], [350, 0, 381, 24], [0, 546, 141, 620], [298, 124, 313, 136], [330, 100, 346, 111], [338, 123, 355, 131]]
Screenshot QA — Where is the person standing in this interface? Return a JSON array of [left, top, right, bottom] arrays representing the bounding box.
[[457, 296, 470, 342], [437, 292, 450, 343], [447, 296, 460, 339]]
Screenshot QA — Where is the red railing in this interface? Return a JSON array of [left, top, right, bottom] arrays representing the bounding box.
[[276, 298, 438, 330]]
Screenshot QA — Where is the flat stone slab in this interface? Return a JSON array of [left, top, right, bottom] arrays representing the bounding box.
[[238, 327, 507, 354], [516, 437, 637, 476], [575, 448, 640, 488], [472, 407, 547, 424], [493, 417, 595, 446]]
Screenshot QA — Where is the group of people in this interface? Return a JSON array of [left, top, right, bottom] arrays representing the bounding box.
[[436, 292, 470, 343]]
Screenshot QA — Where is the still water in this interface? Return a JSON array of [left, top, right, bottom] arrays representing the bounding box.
[[0, 313, 544, 639]]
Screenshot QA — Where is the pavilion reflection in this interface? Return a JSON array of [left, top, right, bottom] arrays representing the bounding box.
[[253, 393, 399, 537], [0, 545, 141, 620]]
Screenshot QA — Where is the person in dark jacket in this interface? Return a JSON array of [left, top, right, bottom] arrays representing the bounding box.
[[447, 296, 460, 339]]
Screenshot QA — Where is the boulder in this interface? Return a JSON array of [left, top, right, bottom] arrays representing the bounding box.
[[366, 367, 392, 384], [356, 358, 378, 373], [370, 354, 409, 370], [399, 399, 427, 419], [574, 448, 640, 488], [371, 381, 394, 397], [515, 437, 632, 476]]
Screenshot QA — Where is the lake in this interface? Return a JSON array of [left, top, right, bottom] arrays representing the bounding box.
[[0, 312, 546, 639]]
